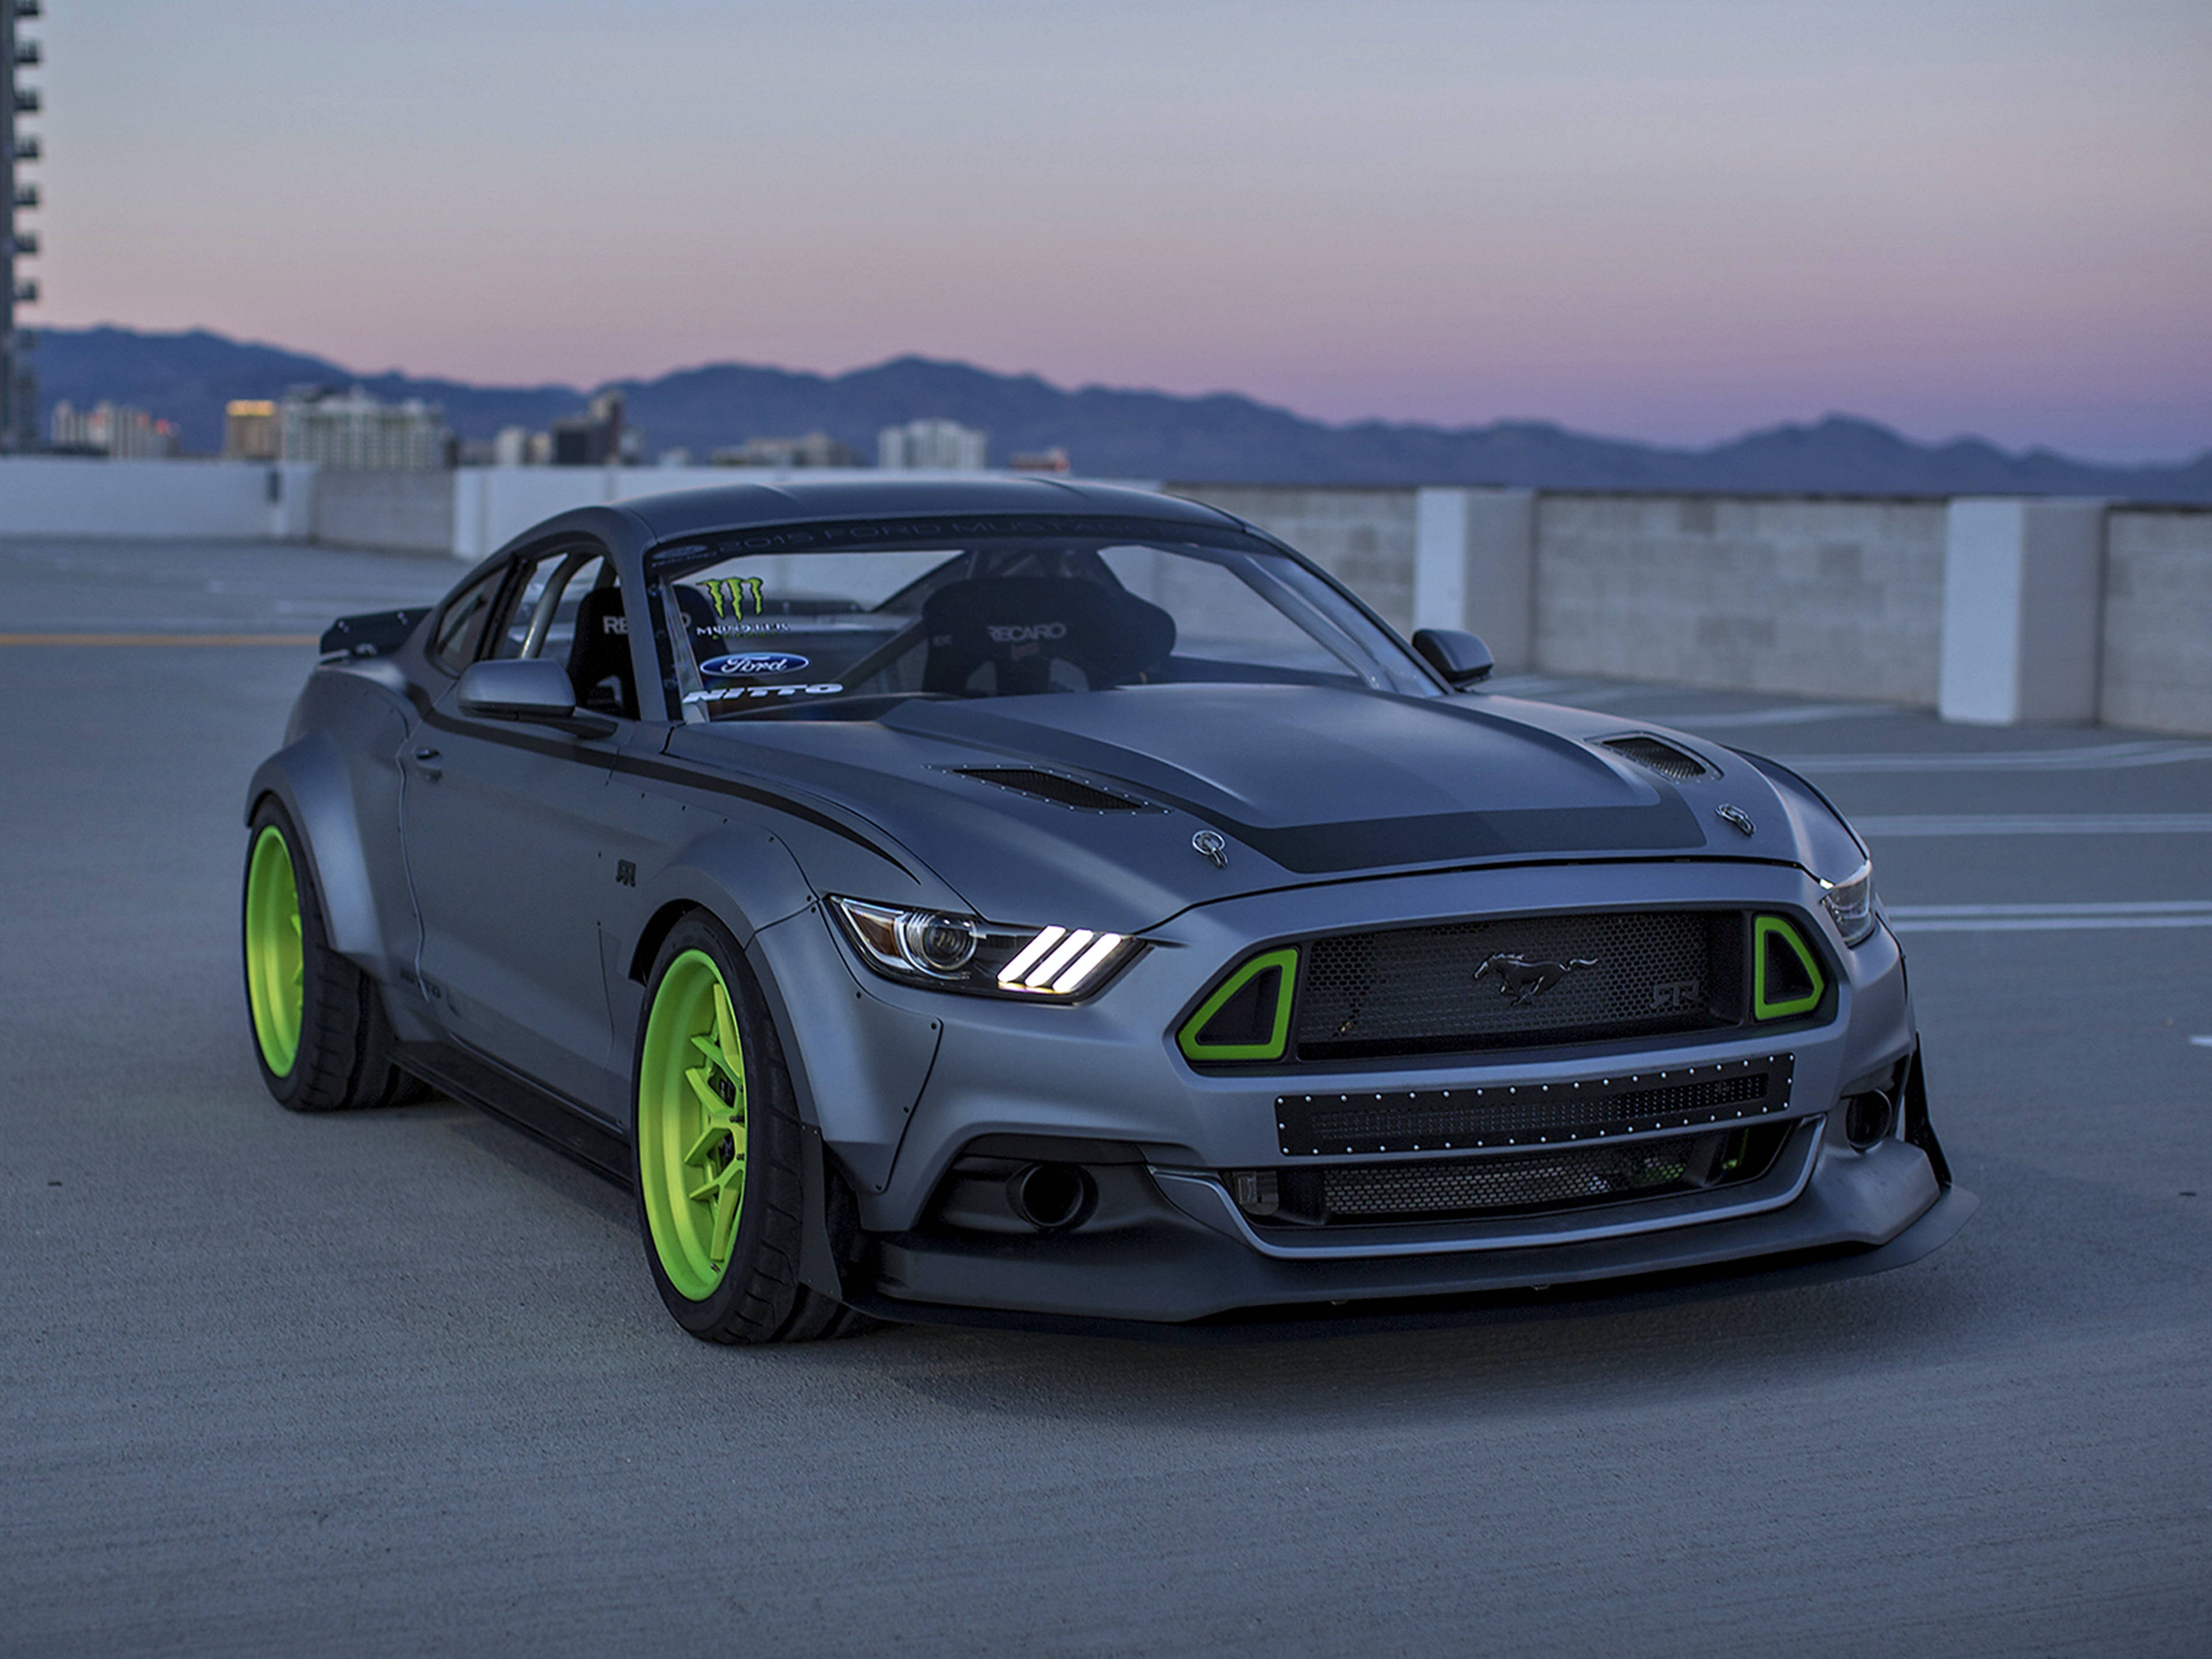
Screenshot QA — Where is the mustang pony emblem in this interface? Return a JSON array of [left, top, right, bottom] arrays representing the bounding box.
[[1472, 952, 1598, 1005]]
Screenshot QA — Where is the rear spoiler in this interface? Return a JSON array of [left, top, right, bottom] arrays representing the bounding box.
[[320, 607, 430, 662]]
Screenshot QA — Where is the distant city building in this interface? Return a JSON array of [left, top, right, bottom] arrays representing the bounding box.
[[1010, 447, 1071, 474], [2, 0, 44, 451], [279, 386, 448, 469], [551, 391, 639, 466], [714, 431, 861, 469], [50, 400, 180, 460], [878, 418, 986, 471], [492, 425, 534, 467], [225, 399, 279, 460]]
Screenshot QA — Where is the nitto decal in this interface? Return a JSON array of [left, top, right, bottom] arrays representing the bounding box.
[[986, 622, 1066, 644], [699, 652, 810, 677], [684, 683, 846, 704], [704, 576, 766, 620]]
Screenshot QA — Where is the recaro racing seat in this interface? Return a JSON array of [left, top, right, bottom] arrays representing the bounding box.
[[920, 577, 1176, 696]]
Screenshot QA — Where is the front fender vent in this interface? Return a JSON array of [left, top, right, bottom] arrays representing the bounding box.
[[1600, 734, 1714, 781], [952, 767, 1156, 813]]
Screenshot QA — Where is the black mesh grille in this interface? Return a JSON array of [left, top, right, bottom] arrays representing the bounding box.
[[1277, 1054, 1792, 1156], [1296, 910, 1732, 1061], [1601, 736, 1713, 781], [953, 767, 1153, 812], [1321, 1137, 1710, 1218]]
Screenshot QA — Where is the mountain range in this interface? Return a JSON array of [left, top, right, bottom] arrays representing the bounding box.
[[24, 324, 2212, 503]]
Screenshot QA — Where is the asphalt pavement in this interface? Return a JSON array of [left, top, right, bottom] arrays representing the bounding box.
[[3, 536, 2207, 1656]]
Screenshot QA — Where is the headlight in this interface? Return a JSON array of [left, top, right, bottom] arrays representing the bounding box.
[[828, 897, 1139, 998], [1819, 859, 1877, 946]]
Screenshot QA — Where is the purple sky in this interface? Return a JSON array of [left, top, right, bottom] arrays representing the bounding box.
[[24, 0, 2212, 460]]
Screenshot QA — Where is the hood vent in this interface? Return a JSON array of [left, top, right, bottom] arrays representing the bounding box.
[[952, 767, 1156, 813], [1599, 735, 1714, 782]]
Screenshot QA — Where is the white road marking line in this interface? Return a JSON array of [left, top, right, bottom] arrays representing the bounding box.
[[1781, 741, 2212, 774], [1886, 901, 2212, 933], [2190, 1036, 2212, 1048], [1855, 814, 2212, 837]]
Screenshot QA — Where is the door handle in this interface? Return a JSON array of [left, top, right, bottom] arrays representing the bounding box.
[[411, 747, 442, 781]]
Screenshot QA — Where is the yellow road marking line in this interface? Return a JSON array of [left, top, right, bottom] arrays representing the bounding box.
[[0, 632, 321, 646]]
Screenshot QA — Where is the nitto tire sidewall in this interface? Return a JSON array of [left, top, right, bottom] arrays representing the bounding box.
[[631, 912, 802, 1338]]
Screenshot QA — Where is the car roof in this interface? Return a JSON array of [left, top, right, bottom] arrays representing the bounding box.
[[614, 475, 1241, 542]]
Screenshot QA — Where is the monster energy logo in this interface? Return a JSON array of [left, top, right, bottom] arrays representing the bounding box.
[[704, 577, 766, 619]]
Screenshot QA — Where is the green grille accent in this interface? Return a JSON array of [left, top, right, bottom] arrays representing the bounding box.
[[1179, 948, 1299, 1063], [1753, 915, 1825, 1020]]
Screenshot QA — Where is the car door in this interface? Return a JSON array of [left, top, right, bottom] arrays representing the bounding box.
[[399, 539, 645, 1116]]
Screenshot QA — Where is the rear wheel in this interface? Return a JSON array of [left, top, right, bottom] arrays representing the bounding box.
[[242, 800, 421, 1112], [633, 913, 864, 1342]]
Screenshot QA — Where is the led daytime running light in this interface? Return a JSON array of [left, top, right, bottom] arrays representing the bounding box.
[[828, 899, 1134, 999]]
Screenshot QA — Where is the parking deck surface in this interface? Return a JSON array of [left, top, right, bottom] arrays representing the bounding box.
[[3, 537, 2206, 1655]]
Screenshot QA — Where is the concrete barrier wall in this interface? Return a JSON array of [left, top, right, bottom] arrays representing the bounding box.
[[1169, 485, 1419, 634], [312, 469, 456, 554], [1532, 494, 1948, 703], [0, 456, 314, 540], [6, 456, 2208, 733], [2100, 509, 2212, 735]]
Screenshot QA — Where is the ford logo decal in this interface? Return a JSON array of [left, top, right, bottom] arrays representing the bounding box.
[[699, 652, 810, 677]]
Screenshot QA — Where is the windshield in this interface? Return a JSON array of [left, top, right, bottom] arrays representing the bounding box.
[[645, 518, 1435, 721]]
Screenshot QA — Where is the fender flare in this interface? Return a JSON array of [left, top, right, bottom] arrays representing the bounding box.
[[244, 736, 386, 969]]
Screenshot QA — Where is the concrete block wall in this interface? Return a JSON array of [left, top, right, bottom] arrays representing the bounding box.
[[0, 456, 315, 540], [312, 468, 456, 555], [1169, 484, 1419, 634], [1531, 494, 1948, 704], [2100, 509, 2212, 735]]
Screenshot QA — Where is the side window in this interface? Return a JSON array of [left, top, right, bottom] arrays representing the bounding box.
[[484, 544, 638, 720], [429, 570, 501, 674]]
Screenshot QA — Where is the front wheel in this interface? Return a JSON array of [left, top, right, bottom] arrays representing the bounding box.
[[632, 913, 864, 1343]]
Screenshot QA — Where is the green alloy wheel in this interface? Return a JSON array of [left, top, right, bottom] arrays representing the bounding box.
[[632, 914, 870, 1343], [637, 948, 751, 1300], [244, 824, 305, 1076], [240, 800, 421, 1113]]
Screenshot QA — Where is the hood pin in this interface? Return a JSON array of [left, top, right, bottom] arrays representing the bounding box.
[[1191, 830, 1229, 869], [1716, 804, 1756, 836]]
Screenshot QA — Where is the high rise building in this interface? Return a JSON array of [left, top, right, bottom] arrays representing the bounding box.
[[224, 399, 278, 460], [50, 400, 178, 459], [2, 0, 43, 453], [278, 386, 449, 469], [551, 390, 638, 466], [878, 418, 987, 471], [713, 431, 861, 468]]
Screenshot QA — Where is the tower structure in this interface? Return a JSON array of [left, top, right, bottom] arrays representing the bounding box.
[[2, 0, 41, 452]]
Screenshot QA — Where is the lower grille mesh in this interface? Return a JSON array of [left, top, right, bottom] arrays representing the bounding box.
[[1322, 1137, 1709, 1218], [1277, 1054, 1794, 1156]]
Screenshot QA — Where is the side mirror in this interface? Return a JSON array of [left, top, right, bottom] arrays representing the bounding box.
[[1411, 627, 1494, 687], [456, 658, 581, 722]]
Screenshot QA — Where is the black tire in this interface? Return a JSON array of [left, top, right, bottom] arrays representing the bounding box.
[[631, 912, 865, 1344], [243, 798, 422, 1113]]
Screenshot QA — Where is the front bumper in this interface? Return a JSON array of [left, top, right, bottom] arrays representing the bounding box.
[[749, 858, 1959, 1324]]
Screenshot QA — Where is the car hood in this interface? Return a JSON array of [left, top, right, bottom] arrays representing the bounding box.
[[666, 683, 1836, 934]]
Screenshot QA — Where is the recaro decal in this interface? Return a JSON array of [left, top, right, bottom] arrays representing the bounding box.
[[986, 622, 1067, 645]]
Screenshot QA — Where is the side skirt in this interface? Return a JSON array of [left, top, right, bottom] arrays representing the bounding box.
[[395, 1040, 632, 1186]]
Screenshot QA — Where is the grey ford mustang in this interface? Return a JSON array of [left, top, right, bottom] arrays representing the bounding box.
[[242, 477, 1971, 1342]]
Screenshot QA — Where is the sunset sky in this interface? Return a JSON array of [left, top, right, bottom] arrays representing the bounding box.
[[24, 0, 2212, 459]]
